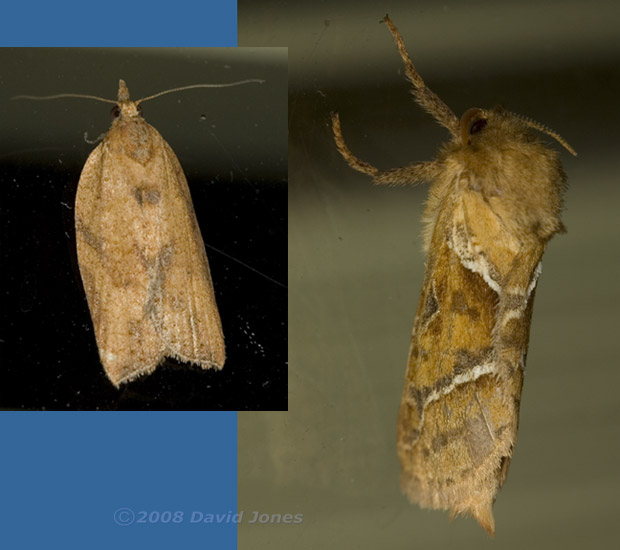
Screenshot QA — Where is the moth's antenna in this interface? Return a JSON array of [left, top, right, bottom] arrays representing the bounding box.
[[331, 113, 379, 176], [137, 80, 265, 104], [513, 113, 577, 156], [12, 93, 116, 104], [382, 14, 459, 138], [12, 79, 265, 106]]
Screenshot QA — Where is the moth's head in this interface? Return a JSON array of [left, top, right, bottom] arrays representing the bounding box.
[[459, 107, 516, 150], [111, 102, 143, 121], [112, 79, 143, 121], [459, 106, 576, 156]]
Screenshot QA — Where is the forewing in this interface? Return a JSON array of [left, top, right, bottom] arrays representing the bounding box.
[[397, 180, 543, 532], [156, 140, 225, 368], [75, 140, 165, 386]]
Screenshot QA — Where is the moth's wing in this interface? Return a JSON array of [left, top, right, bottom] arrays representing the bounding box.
[[156, 140, 225, 369], [75, 141, 165, 386], [398, 185, 544, 534]]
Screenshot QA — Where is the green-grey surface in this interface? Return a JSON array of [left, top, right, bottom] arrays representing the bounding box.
[[239, 1, 619, 548]]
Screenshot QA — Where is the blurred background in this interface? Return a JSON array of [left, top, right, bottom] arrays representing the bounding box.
[[239, 1, 620, 548], [0, 48, 288, 410]]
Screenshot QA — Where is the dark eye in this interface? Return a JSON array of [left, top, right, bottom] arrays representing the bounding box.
[[137, 104, 143, 116], [469, 118, 488, 135], [459, 108, 487, 146], [111, 105, 121, 119]]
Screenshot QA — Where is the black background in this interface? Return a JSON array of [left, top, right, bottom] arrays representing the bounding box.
[[0, 48, 288, 411]]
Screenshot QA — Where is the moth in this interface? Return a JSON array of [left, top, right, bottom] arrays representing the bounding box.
[[17, 78, 262, 387], [332, 15, 575, 535]]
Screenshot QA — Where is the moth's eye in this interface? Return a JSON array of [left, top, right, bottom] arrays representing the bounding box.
[[111, 106, 121, 120], [137, 104, 143, 116], [469, 118, 488, 135], [459, 108, 487, 146]]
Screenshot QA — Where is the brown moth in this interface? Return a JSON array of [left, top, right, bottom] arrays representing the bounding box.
[[17, 78, 262, 387], [332, 15, 575, 535]]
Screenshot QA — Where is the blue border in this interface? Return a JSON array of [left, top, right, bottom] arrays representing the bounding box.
[[2, 2, 239, 548], [0, 412, 237, 549], [1, 0, 237, 46]]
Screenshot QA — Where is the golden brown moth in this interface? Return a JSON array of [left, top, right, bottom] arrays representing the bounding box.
[[332, 15, 575, 535], [16, 78, 263, 387]]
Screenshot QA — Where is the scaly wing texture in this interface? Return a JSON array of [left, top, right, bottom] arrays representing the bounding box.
[[75, 118, 224, 386], [398, 174, 544, 534], [156, 139, 225, 369]]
